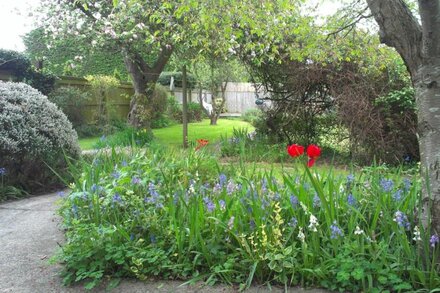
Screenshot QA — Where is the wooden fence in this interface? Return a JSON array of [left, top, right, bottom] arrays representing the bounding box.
[[0, 72, 266, 123]]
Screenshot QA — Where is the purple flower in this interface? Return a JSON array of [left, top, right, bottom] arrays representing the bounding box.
[[203, 197, 215, 212], [131, 176, 141, 185], [121, 160, 128, 167], [380, 178, 394, 192], [393, 189, 403, 201], [226, 180, 237, 195], [430, 235, 439, 248], [228, 216, 235, 230], [347, 194, 356, 206], [219, 174, 227, 186], [289, 217, 298, 228], [394, 211, 410, 230], [346, 174, 355, 184], [290, 195, 299, 208], [0, 167, 6, 176], [148, 182, 159, 197], [111, 171, 121, 179], [403, 178, 411, 192], [313, 194, 321, 208], [219, 199, 226, 210], [57, 191, 65, 197], [112, 193, 122, 203], [330, 221, 343, 239]]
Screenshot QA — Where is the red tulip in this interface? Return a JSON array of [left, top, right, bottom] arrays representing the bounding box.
[[287, 144, 304, 158], [195, 139, 209, 150], [306, 144, 321, 167]]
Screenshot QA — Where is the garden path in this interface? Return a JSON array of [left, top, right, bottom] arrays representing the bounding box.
[[0, 193, 330, 293]]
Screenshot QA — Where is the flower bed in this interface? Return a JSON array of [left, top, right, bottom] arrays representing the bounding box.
[[58, 146, 439, 291]]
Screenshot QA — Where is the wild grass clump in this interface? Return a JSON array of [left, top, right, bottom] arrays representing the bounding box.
[[58, 146, 439, 291]]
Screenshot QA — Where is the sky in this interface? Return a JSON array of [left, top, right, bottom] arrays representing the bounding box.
[[0, 0, 342, 52]]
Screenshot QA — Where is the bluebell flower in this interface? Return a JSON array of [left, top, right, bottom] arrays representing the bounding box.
[[57, 191, 65, 197], [289, 217, 298, 228], [203, 197, 215, 212], [130, 234, 135, 241], [131, 176, 141, 185], [273, 192, 281, 201], [113, 193, 122, 204], [261, 179, 268, 194], [112, 171, 121, 179], [219, 199, 226, 210], [393, 189, 403, 201], [346, 174, 355, 184], [330, 221, 343, 239], [91, 184, 98, 192], [249, 219, 256, 230], [380, 178, 394, 192], [150, 234, 157, 244], [121, 160, 128, 167], [0, 167, 6, 176], [226, 180, 237, 195], [430, 235, 439, 248], [347, 194, 356, 206], [290, 195, 299, 208], [219, 174, 227, 186], [403, 178, 411, 192], [394, 211, 410, 230], [313, 194, 321, 208], [213, 183, 222, 194], [148, 182, 159, 197]]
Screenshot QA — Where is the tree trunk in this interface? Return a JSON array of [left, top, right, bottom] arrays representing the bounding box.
[[182, 65, 189, 148], [415, 61, 440, 234], [122, 47, 172, 128], [210, 115, 218, 125]]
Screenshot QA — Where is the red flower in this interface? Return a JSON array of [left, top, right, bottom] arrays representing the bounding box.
[[306, 144, 321, 167], [195, 139, 209, 151], [287, 144, 304, 158]]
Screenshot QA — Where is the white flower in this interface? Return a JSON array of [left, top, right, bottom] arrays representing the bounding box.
[[413, 226, 422, 241], [298, 227, 305, 242], [308, 214, 319, 232], [354, 226, 364, 235]]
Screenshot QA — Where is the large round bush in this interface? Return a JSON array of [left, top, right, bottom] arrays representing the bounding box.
[[0, 81, 81, 194]]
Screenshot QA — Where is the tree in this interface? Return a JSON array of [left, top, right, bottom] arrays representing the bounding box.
[[364, 0, 440, 234], [38, 0, 189, 127]]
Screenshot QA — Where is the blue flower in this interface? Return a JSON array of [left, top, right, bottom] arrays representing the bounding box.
[[57, 191, 65, 197], [313, 194, 321, 208], [347, 194, 356, 207], [0, 167, 6, 176], [112, 171, 121, 179], [394, 211, 410, 230], [403, 178, 411, 192], [150, 234, 157, 244], [72, 204, 78, 218], [226, 180, 237, 195], [112, 193, 123, 204], [393, 189, 403, 201], [219, 173, 227, 186], [121, 160, 128, 167], [290, 195, 299, 208], [219, 199, 226, 210], [330, 221, 343, 239], [203, 197, 215, 212], [249, 219, 256, 230], [131, 176, 141, 185], [289, 217, 298, 228], [346, 174, 355, 184], [380, 178, 394, 192], [430, 235, 439, 248]]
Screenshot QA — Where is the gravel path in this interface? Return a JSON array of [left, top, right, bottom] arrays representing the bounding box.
[[0, 193, 329, 293]]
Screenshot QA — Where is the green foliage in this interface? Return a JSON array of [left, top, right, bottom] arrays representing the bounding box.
[[49, 87, 90, 128], [58, 146, 439, 291], [0, 49, 56, 95], [241, 109, 262, 125], [93, 127, 154, 149], [157, 72, 197, 89], [168, 98, 205, 124], [0, 82, 80, 196]]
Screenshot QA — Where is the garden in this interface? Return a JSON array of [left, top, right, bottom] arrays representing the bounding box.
[[0, 0, 439, 292]]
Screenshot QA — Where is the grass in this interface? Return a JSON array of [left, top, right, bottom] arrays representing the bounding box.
[[78, 119, 254, 150]]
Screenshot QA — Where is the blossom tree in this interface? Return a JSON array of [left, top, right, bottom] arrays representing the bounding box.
[[38, 0, 190, 127]]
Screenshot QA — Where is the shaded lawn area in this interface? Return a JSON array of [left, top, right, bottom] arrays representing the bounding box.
[[78, 119, 254, 150]]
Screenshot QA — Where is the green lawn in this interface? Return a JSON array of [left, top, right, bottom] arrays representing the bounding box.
[[78, 119, 254, 150]]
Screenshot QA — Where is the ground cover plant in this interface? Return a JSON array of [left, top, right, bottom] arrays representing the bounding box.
[[58, 144, 439, 291]]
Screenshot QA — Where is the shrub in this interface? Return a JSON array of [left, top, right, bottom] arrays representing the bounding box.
[[0, 81, 80, 195], [168, 97, 205, 123], [48, 86, 90, 129], [242, 109, 262, 125]]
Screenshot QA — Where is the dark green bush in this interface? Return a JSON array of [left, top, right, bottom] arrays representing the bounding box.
[[93, 127, 154, 149], [49, 86, 90, 128]]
